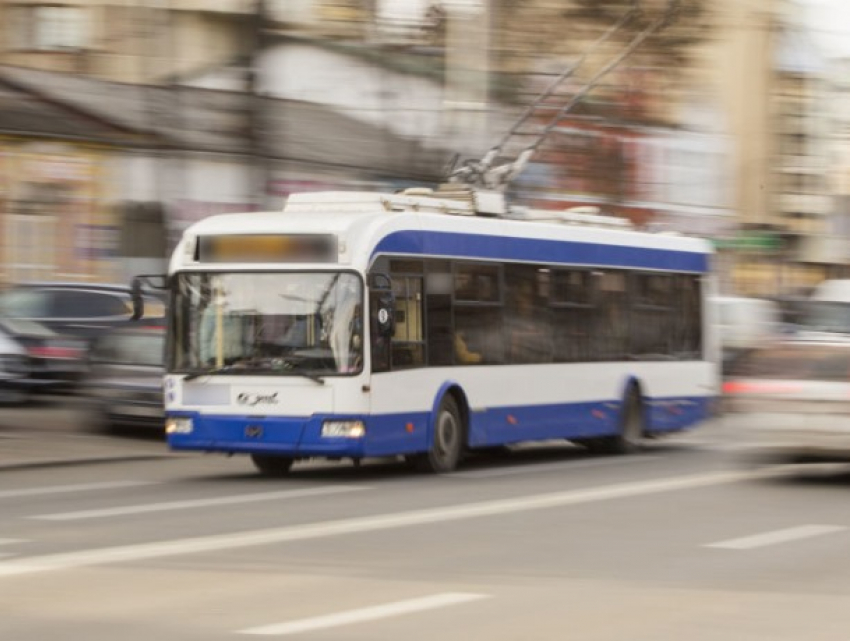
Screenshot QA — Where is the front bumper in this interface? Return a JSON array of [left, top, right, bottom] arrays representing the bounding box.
[[168, 413, 367, 457], [166, 410, 430, 459]]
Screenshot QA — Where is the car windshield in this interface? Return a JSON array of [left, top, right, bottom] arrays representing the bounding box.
[[171, 272, 363, 376], [92, 331, 165, 367]]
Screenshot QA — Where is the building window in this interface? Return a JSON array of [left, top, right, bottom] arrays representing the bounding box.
[[8, 5, 89, 51], [5, 214, 56, 282]]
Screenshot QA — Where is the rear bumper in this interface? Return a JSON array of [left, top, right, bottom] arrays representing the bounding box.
[[731, 412, 850, 460]]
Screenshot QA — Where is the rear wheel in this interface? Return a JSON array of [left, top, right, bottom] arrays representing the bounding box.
[[610, 388, 644, 454], [251, 454, 294, 477], [417, 396, 464, 473], [583, 389, 644, 455]]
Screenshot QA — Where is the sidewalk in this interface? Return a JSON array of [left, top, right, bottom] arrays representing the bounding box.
[[0, 398, 172, 471], [0, 430, 172, 471]]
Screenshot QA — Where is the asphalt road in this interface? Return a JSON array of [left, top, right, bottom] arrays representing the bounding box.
[[2, 403, 850, 640]]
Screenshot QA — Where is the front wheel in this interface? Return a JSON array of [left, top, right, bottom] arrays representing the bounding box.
[[416, 396, 464, 473], [251, 454, 294, 477]]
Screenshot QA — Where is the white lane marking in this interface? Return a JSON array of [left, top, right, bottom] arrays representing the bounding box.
[[680, 442, 760, 453], [0, 539, 27, 560], [706, 524, 847, 550], [454, 454, 660, 479], [0, 467, 785, 578], [0, 481, 157, 500], [239, 593, 489, 636], [32, 486, 370, 521]]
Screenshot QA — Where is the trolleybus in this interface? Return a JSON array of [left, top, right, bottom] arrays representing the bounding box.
[[146, 188, 719, 475]]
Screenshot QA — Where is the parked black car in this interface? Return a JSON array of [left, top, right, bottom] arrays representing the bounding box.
[[79, 325, 165, 432], [0, 282, 166, 346], [0, 316, 88, 395]]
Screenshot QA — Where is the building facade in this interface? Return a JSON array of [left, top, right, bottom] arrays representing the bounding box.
[[0, 0, 254, 83]]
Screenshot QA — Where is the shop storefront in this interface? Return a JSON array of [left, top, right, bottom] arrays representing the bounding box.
[[0, 140, 119, 285]]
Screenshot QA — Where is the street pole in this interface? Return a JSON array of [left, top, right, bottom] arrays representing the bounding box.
[[248, 0, 268, 211]]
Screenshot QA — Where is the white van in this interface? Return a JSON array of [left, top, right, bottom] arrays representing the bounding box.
[[712, 296, 781, 367], [811, 279, 850, 302], [800, 279, 850, 335]]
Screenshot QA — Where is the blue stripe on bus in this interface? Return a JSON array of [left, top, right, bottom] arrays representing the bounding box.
[[372, 230, 709, 272], [166, 395, 711, 458]]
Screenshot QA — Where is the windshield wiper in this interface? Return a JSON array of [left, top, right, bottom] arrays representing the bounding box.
[[292, 372, 325, 385], [183, 365, 326, 385], [183, 365, 235, 381]]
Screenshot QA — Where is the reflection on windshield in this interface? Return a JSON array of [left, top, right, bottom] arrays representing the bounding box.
[[172, 272, 363, 376]]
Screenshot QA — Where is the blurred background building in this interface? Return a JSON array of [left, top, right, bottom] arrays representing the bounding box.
[[0, 0, 847, 297]]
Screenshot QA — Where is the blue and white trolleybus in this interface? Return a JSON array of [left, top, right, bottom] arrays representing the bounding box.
[[154, 188, 718, 475]]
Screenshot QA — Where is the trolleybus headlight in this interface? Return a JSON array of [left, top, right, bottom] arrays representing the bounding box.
[[321, 420, 366, 438], [165, 417, 194, 434]]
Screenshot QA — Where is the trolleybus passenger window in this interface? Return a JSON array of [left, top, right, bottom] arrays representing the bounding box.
[[453, 262, 503, 364], [551, 269, 595, 363], [424, 261, 454, 367], [677, 275, 703, 358], [630, 273, 675, 359], [454, 264, 500, 303], [390, 275, 425, 369], [504, 265, 552, 364], [596, 271, 629, 361]]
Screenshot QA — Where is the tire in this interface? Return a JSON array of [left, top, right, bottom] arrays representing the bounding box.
[[610, 388, 644, 455], [588, 389, 644, 455], [417, 395, 464, 473], [0, 387, 28, 406], [251, 454, 294, 477]]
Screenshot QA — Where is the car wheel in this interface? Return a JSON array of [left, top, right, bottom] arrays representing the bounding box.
[[0, 387, 29, 406]]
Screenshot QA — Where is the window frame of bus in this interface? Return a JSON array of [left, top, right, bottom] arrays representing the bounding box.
[[168, 269, 366, 376]]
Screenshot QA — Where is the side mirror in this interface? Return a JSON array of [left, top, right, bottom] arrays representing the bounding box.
[[129, 273, 168, 322], [130, 277, 144, 321], [375, 294, 395, 338]]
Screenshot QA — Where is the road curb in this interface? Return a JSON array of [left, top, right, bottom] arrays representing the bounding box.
[[0, 454, 174, 473], [0, 425, 175, 472]]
